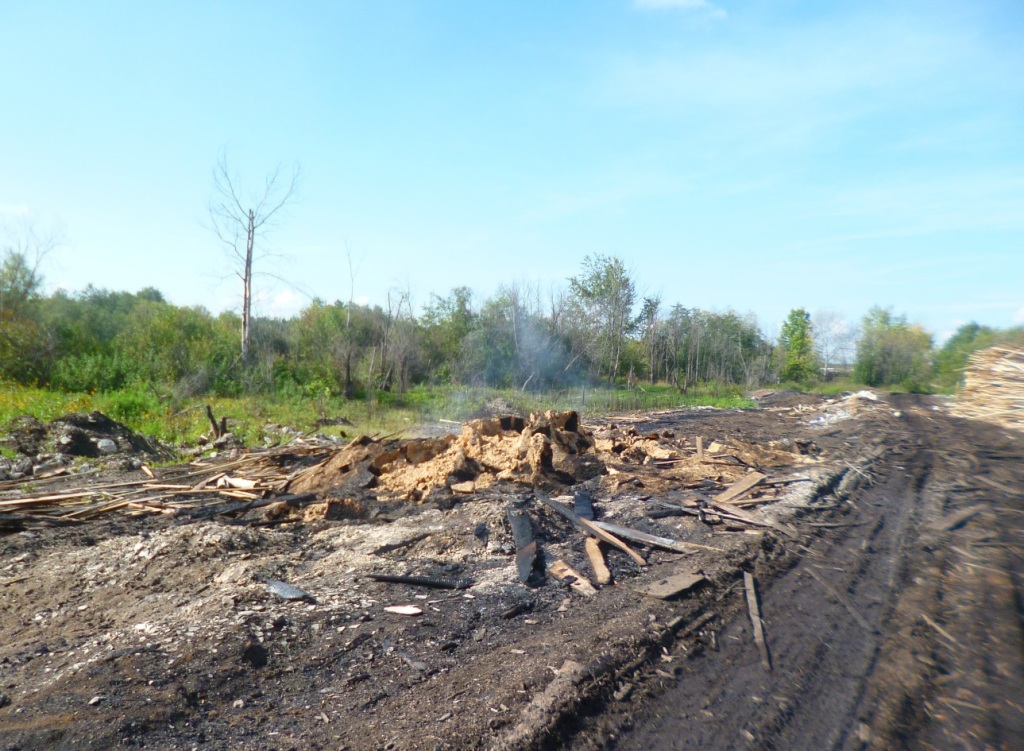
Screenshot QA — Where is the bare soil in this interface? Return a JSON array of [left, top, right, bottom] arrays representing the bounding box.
[[1, 392, 1020, 751]]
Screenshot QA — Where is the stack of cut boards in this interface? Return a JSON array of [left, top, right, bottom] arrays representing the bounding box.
[[952, 346, 1024, 432]]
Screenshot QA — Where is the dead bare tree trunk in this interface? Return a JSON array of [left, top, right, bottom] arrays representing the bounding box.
[[241, 209, 254, 362], [208, 152, 299, 365]]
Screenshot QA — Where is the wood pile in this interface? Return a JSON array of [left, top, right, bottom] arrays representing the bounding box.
[[953, 347, 1024, 431], [0, 443, 335, 528]]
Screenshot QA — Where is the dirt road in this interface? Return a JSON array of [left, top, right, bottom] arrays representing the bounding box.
[[1, 393, 1020, 750], [568, 395, 1023, 751]]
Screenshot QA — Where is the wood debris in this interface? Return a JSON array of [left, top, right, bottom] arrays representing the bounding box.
[[585, 538, 612, 585], [951, 346, 1024, 432], [591, 520, 721, 554], [744, 572, 772, 672], [714, 472, 766, 504], [383, 605, 423, 616], [548, 560, 597, 597], [931, 505, 986, 533], [537, 493, 647, 567], [639, 571, 705, 600]]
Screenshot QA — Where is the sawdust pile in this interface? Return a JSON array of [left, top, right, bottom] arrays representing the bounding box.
[[289, 411, 600, 501], [287, 410, 817, 505], [952, 346, 1024, 431]]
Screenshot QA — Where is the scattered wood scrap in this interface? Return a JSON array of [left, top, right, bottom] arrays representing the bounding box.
[[536, 493, 647, 567], [743, 572, 772, 672], [714, 472, 766, 504], [585, 538, 612, 585], [976, 475, 1020, 497], [591, 520, 721, 554], [0, 442, 337, 524], [640, 571, 705, 600], [508, 504, 539, 583], [548, 560, 597, 597]]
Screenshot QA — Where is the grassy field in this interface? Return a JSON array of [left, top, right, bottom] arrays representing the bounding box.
[[0, 381, 756, 454]]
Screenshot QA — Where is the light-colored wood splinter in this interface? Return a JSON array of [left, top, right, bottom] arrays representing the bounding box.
[[585, 538, 612, 585], [548, 559, 597, 597], [744, 572, 772, 672]]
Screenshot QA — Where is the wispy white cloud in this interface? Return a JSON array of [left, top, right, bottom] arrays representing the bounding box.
[[633, 0, 726, 18], [262, 287, 305, 318], [634, 0, 722, 10], [1015, 307, 1024, 325], [600, 6, 1021, 154]]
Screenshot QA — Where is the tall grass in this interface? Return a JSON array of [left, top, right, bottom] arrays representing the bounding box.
[[397, 382, 753, 422], [1, 380, 753, 455]]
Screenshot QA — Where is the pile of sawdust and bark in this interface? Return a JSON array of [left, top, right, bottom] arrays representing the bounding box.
[[285, 410, 818, 507], [288, 411, 600, 501]]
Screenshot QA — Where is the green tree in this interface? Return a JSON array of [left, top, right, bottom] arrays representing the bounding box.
[[779, 308, 816, 382], [933, 322, 1024, 390], [854, 307, 933, 389], [0, 222, 60, 383], [420, 287, 476, 383], [567, 255, 638, 384]]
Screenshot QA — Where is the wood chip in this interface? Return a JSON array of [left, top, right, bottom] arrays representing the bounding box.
[[548, 560, 597, 597], [384, 605, 423, 616]]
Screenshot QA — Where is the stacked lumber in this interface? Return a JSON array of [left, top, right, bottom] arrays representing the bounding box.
[[953, 347, 1024, 431]]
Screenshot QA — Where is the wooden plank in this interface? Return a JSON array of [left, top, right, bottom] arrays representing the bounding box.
[[640, 571, 705, 600], [585, 538, 612, 585], [591, 520, 722, 553], [507, 505, 538, 583], [536, 494, 647, 567], [709, 501, 797, 539], [714, 472, 766, 504], [696, 436, 704, 462], [744, 572, 772, 672], [548, 560, 597, 597]]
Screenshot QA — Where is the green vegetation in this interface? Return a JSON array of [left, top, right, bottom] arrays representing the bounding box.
[[932, 323, 1024, 392], [779, 308, 816, 383], [3, 238, 1024, 447], [853, 307, 933, 392], [0, 381, 752, 450]]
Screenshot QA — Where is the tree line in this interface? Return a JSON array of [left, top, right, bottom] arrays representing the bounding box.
[[1, 243, 1021, 400]]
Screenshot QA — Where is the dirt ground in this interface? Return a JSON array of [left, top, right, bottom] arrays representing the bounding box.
[[1, 391, 1021, 751]]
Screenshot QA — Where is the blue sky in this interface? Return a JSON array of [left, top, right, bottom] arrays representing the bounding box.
[[2, 0, 1022, 342]]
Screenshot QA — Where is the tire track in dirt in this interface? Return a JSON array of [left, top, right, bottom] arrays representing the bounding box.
[[851, 400, 1024, 750], [574, 396, 1022, 751]]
